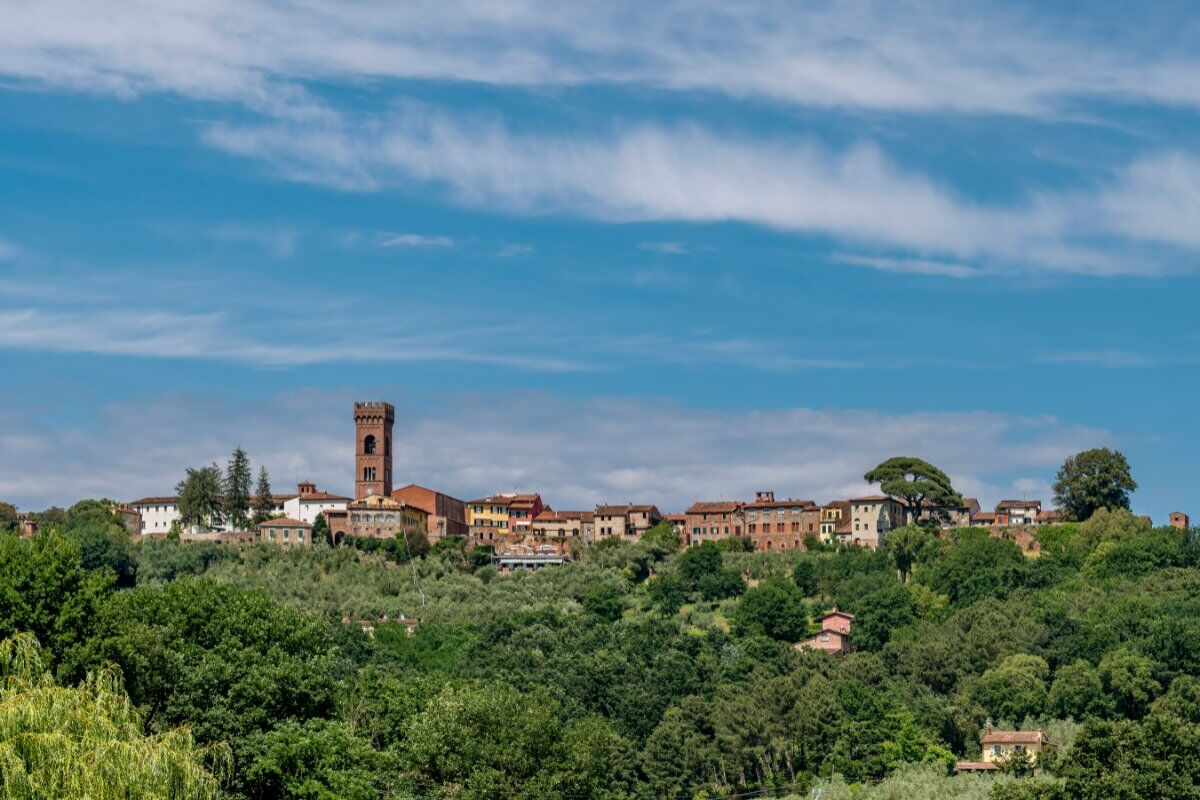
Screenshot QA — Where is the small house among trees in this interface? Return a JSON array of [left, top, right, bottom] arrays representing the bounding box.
[[795, 610, 855, 656]]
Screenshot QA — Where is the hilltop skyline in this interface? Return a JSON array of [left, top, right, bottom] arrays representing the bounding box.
[[1, 0, 1198, 519]]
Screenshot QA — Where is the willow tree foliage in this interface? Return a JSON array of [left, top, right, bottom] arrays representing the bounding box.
[[0, 632, 226, 800]]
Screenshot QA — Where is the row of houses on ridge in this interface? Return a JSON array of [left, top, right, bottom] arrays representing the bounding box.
[[96, 402, 1185, 556]]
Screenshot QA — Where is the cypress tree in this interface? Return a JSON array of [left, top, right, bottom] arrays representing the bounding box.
[[223, 446, 252, 530], [252, 467, 275, 526]]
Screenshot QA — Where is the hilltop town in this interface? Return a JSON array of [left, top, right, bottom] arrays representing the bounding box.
[[14, 400, 1182, 574]]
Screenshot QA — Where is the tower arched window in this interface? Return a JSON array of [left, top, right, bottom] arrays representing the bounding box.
[[364, 467, 376, 482], [363, 435, 376, 454]]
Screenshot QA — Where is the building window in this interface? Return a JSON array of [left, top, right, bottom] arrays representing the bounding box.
[[364, 467, 376, 482], [363, 435, 376, 454]]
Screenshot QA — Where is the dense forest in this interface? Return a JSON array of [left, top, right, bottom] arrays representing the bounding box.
[[3, 499, 1200, 799]]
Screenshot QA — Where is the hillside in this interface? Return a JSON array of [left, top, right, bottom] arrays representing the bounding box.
[[2, 506, 1198, 799]]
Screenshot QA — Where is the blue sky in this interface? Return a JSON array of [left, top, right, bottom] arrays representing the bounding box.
[[0, 0, 1196, 517]]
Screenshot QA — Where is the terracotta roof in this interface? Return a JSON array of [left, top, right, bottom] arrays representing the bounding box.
[[686, 501, 743, 514], [534, 510, 589, 522], [849, 495, 899, 503], [255, 494, 297, 503], [821, 610, 855, 620], [468, 495, 512, 506], [746, 498, 817, 509], [972, 512, 997, 523], [258, 517, 310, 527], [130, 494, 296, 505], [954, 762, 997, 772], [509, 495, 541, 510], [982, 730, 1051, 745], [394, 483, 465, 503], [997, 500, 1041, 509], [298, 491, 350, 501], [1036, 509, 1061, 522], [666, 514, 686, 521]]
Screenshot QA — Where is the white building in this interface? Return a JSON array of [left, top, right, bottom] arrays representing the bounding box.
[[848, 495, 907, 548], [283, 481, 351, 525], [129, 481, 348, 537]]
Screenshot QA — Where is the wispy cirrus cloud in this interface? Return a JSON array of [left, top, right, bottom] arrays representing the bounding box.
[[495, 243, 536, 257], [833, 253, 982, 279], [210, 222, 300, 257], [0, 308, 583, 371], [638, 241, 689, 255], [0, 388, 1114, 513], [377, 232, 456, 248], [1036, 349, 1165, 368], [204, 106, 1200, 277], [3, 1, 1200, 118]]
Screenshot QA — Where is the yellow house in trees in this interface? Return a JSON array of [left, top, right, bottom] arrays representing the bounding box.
[[955, 730, 1056, 773]]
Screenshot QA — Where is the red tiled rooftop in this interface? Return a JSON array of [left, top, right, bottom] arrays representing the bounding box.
[[982, 730, 1051, 745], [686, 501, 743, 514], [258, 517, 310, 527]]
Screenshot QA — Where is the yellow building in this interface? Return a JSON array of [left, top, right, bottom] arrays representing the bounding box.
[[467, 493, 514, 544], [955, 730, 1056, 773]]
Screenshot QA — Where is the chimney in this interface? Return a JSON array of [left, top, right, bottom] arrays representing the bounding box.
[[756, 490, 775, 503]]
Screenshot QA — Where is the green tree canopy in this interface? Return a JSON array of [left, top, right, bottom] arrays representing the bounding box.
[[1054, 448, 1138, 522], [0, 530, 113, 666], [240, 718, 399, 800], [0, 502, 17, 533], [53, 499, 139, 588], [731, 578, 808, 641], [973, 653, 1050, 724], [1047, 659, 1110, 720], [640, 522, 681, 559], [176, 464, 224, 530], [885, 524, 933, 583], [582, 582, 625, 622], [863, 457, 962, 521], [792, 560, 818, 596]]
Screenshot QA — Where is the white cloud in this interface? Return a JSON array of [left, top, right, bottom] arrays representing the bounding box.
[[1037, 349, 1163, 368], [378, 232, 456, 248], [495, 243, 535, 257], [1100, 152, 1200, 249], [3, 1, 1200, 118], [205, 107, 1200, 276], [0, 389, 1112, 514], [0, 308, 583, 371], [638, 241, 688, 255], [0, 239, 18, 261], [211, 223, 300, 257], [834, 254, 982, 279]]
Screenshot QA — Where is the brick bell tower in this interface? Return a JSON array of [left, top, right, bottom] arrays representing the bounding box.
[[354, 401, 394, 499]]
